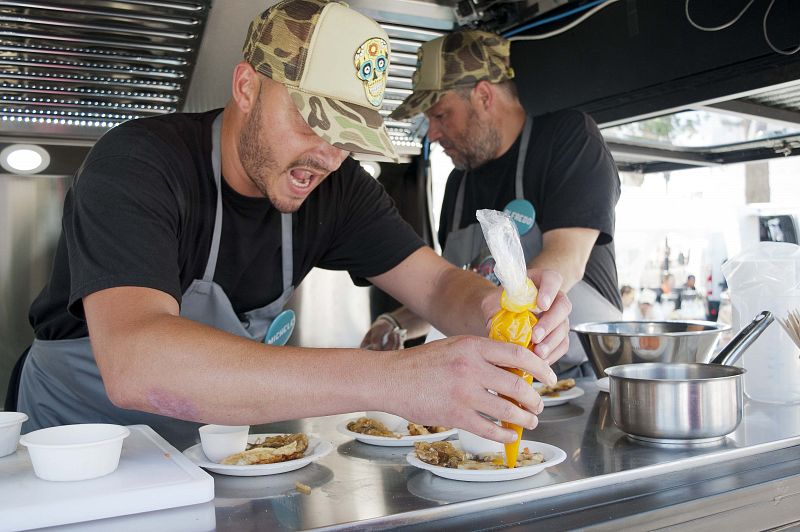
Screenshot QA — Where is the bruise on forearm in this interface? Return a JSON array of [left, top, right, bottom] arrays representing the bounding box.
[[146, 388, 202, 422]]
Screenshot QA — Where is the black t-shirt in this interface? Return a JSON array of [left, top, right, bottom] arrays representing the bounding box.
[[438, 109, 622, 310], [30, 110, 425, 339]]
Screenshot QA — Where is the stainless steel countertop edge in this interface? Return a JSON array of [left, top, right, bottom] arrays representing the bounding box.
[[308, 433, 800, 531]]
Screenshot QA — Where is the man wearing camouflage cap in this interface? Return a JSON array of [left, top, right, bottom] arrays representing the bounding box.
[[364, 30, 622, 379], [16, 0, 573, 445]]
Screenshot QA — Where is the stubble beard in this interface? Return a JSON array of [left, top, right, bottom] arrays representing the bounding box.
[[238, 93, 299, 213], [450, 107, 501, 171]]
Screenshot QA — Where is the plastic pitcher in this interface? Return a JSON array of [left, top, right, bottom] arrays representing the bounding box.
[[721, 242, 800, 404]]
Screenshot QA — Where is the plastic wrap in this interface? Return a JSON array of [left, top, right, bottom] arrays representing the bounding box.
[[722, 242, 800, 404]]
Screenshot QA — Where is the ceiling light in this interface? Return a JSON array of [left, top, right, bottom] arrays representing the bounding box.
[[359, 161, 382, 179], [0, 144, 51, 175]]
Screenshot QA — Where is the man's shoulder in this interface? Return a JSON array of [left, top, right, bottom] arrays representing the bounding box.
[[535, 108, 594, 129], [93, 111, 215, 155]]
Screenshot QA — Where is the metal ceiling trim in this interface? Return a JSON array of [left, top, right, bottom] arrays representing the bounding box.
[[0, 30, 194, 53], [3, 1, 203, 25], [0, 42, 188, 66]]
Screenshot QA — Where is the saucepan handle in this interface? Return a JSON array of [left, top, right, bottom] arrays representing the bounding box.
[[709, 310, 773, 366]]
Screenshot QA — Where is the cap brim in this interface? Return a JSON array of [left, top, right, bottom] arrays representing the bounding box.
[[287, 88, 398, 161], [389, 90, 445, 120]]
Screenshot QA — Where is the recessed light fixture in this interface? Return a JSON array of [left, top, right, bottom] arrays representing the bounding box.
[[359, 160, 381, 179], [0, 144, 51, 175]]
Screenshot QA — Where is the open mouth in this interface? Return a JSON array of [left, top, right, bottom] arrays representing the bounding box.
[[289, 168, 316, 193]]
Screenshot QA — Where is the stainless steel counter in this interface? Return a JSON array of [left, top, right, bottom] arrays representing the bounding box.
[[47, 380, 800, 531]]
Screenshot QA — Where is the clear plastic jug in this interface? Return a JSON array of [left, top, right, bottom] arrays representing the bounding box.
[[721, 242, 800, 404]]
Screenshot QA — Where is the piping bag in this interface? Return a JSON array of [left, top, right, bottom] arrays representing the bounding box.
[[476, 209, 539, 468]]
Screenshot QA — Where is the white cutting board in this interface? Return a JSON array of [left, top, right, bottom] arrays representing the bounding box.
[[0, 424, 215, 532]]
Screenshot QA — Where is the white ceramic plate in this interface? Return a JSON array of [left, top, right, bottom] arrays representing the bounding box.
[[182, 433, 332, 476], [596, 376, 610, 393], [534, 384, 585, 406], [405, 440, 566, 482], [337, 420, 456, 447]]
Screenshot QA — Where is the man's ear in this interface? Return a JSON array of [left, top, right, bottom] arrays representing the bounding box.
[[472, 80, 494, 112], [231, 62, 261, 113]]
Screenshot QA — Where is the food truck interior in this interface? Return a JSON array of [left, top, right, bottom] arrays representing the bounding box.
[[2, 0, 800, 400]]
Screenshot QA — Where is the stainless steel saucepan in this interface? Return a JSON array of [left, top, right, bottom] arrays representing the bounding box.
[[605, 311, 773, 445]]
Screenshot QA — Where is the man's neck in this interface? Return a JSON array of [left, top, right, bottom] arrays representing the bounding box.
[[493, 102, 527, 159]]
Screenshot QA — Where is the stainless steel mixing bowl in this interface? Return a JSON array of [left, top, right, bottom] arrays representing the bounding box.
[[572, 320, 731, 379]]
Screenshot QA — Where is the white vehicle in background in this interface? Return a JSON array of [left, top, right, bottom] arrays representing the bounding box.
[[739, 204, 800, 248]]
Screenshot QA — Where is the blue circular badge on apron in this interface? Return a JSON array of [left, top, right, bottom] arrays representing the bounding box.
[[503, 199, 535, 235], [264, 309, 296, 346]]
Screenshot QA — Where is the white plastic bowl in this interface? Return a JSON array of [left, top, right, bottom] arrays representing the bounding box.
[[20, 424, 130, 481], [198, 424, 249, 463], [365, 411, 406, 432], [0, 412, 28, 457]]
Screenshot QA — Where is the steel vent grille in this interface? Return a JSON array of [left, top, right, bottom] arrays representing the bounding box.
[[379, 22, 444, 157], [743, 84, 800, 114], [0, 0, 210, 140]]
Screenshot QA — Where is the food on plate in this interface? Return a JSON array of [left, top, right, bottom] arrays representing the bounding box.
[[295, 481, 312, 495], [407, 423, 449, 435], [347, 417, 400, 438], [413, 441, 465, 468], [220, 433, 308, 465], [348, 417, 450, 438], [537, 378, 576, 397], [414, 441, 545, 470]]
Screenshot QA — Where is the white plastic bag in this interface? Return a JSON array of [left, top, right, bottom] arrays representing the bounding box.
[[476, 209, 537, 310], [722, 241, 800, 404]]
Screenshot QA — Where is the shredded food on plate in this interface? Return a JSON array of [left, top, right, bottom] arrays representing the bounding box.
[[414, 441, 545, 470], [220, 433, 308, 465]]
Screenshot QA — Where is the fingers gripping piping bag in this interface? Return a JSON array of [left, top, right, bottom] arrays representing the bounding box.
[[476, 209, 538, 468]]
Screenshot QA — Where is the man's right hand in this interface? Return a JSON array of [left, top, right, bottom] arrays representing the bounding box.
[[377, 335, 558, 444]]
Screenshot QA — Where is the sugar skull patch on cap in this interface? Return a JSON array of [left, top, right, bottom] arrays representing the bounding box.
[[354, 37, 388, 107]]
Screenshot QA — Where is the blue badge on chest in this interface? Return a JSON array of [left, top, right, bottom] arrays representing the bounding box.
[[264, 309, 295, 346], [503, 199, 536, 235]]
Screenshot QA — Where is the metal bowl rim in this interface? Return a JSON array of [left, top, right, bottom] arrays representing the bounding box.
[[571, 320, 731, 337], [605, 363, 746, 382]]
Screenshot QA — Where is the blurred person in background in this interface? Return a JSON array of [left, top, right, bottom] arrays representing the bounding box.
[[620, 285, 636, 320], [636, 289, 664, 320]]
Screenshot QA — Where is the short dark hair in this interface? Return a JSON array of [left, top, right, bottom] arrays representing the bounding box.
[[452, 79, 519, 102]]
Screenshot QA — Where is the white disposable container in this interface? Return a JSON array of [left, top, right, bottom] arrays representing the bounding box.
[[198, 424, 249, 462], [20, 423, 130, 481], [0, 411, 28, 457]]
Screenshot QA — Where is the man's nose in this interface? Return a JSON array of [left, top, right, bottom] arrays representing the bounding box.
[[311, 137, 348, 169]]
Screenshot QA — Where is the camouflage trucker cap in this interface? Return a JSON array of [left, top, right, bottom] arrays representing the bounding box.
[[390, 30, 514, 120], [243, 0, 398, 160]]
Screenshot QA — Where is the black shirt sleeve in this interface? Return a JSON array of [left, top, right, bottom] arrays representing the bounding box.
[[532, 110, 620, 245], [314, 158, 426, 284], [65, 126, 186, 318]]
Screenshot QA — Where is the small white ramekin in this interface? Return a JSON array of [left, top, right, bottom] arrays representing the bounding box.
[[0, 411, 28, 457], [198, 424, 250, 463]]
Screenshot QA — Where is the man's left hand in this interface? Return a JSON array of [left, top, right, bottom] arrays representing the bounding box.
[[481, 269, 572, 365]]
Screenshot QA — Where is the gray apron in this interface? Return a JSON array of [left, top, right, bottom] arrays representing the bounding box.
[[18, 112, 295, 444], [441, 116, 620, 378]]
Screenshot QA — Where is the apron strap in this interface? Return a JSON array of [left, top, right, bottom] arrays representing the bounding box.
[[452, 114, 533, 230], [281, 213, 293, 292], [515, 115, 533, 199], [452, 172, 467, 232], [202, 111, 293, 290], [202, 112, 224, 283]]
